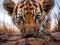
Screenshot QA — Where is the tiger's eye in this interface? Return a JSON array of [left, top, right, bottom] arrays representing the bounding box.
[[16, 15, 24, 23], [35, 15, 41, 20], [19, 16, 23, 21]]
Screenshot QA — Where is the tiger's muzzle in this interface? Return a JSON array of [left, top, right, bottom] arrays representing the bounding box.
[[20, 21, 40, 38]]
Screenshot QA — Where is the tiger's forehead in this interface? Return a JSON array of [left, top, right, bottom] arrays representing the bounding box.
[[17, 0, 42, 8], [16, 0, 43, 14]]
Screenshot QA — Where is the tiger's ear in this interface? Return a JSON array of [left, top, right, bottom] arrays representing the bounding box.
[[42, 0, 54, 13], [3, 0, 16, 16]]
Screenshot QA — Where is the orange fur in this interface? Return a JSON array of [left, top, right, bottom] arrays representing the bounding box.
[[1, 0, 54, 35], [0, 25, 20, 35]]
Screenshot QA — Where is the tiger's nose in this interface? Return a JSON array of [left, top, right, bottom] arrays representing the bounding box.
[[21, 27, 35, 38], [25, 27, 34, 34], [21, 21, 36, 37], [25, 33, 33, 38]]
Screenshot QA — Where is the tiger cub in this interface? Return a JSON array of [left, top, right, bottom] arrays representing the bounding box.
[[1, 0, 54, 37]]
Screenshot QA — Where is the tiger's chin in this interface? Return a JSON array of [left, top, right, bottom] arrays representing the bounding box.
[[20, 28, 42, 38], [19, 27, 51, 38]]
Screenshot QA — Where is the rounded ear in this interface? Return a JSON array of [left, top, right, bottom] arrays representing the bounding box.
[[42, 0, 55, 13], [3, 0, 16, 15]]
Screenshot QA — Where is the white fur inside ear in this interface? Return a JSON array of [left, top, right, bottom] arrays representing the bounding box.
[[0, 0, 17, 26], [0, 6, 20, 31]]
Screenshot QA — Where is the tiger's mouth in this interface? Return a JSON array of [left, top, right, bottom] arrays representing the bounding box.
[[20, 27, 51, 38], [20, 28, 41, 38]]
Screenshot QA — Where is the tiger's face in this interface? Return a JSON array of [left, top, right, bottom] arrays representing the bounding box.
[[3, 0, 54, 37]]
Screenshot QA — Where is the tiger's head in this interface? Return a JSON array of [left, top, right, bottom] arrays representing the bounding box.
[[3, 0, 54, 37]]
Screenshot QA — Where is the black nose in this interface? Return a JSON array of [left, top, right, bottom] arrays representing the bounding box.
[[21, 29, 34, 38], [21, 33, 34, 38], [26, 33, 33, 38]]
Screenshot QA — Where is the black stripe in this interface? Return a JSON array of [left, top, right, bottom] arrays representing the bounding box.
[[29, 8, 34, 10], [20, 4, 24, 8], [31, 0, 36, 3], [39, 4, 42, 13], [15, 6, 18, 15], [25, 1, 29, 5], [24, 7, 28, 10], [33, 3, 37, 7], [29, 2, 32, 6], [20, 0, 25, 3]]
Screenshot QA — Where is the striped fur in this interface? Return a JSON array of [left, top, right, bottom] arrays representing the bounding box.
[[1, 0, 54, 36]]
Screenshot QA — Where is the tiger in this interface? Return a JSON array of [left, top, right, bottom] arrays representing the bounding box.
[[0, 0, 54, 37]]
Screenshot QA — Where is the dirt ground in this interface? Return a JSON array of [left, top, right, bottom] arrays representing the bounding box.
[[0, 32, 60, 45]]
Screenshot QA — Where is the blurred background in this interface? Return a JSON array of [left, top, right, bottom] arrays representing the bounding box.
[[0, 0, 60, 30]]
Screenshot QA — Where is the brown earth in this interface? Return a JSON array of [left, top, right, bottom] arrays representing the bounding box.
[[0, 32, 60, 45]]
